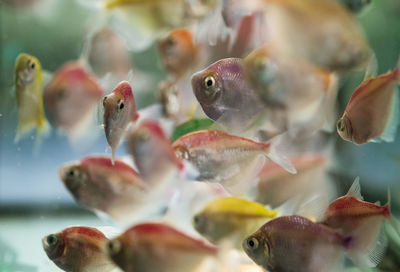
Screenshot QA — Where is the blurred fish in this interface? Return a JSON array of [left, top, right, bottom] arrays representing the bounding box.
[[42, 226, 116, 272], [337, 63, 400, 144], [243, 215, 352, 272], [88, 27, 132, 78], [193, 197, 277, 247], [58, 155, 147, 221], [338, 0, 371, 13], [158, 80, 181, 120], [107, 222, 217, 272], [126, 120, 183, 186], [84, 0, 218, 51], [323, 178, 400, 268], [14, 53, 50, 144], [259, 0, 370, 71], [191, 58, 265, 131], [172, 130, 295, 194], [256, 154, 331, 208], [44, 61, 104, 141], [158, 29, 200, 80], [243, 46, 338, 136], [103, 80, 138, 160]]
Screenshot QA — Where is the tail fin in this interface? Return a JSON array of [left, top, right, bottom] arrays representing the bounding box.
[[385, 189, 400, 237], [264, 135, 296, 174]]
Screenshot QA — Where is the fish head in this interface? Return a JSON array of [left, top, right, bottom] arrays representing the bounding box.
[[192, 212, 210, 236], [336, 114, 353, 142], [107, 237, 129, 271], [42, 232, 65, 261], [243, 231, 269, 268], [15, 53, 40, 87], [192, 69, 222, 107], [103, 81, 137, 150], [58, 162, 87, 200]]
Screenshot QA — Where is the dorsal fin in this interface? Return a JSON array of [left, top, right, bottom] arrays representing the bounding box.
[[346, 177, 364, 200]]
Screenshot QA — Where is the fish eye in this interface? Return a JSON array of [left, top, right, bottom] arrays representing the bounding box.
[[68, 169, 78, 177], [27, 60, 35, 70], [47, 235, 57, 246], [247, 237, 259, 250], [193, 215, 200, 225], [204, 76, 215, 89], [175, 146, 189, 160], [107, 239, 121, 256], [255, 58, 267, 72], [337, 119, 345, 132], [118, 100, 124, 110], [166, 36, 176, 47]]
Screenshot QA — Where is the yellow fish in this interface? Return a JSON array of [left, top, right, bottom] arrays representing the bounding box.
[[14, 53, 49, 144], [193, 197, 277, 248]]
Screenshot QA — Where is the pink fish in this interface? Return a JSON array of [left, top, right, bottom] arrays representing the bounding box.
[[103, 80, 138, 160], [42, 226, 115, 272], [337, 65, 400, 144], [58, 155, 147, 221], [126, 120, 183, 185], [243, 215, 353, 272], [44, 61, 104, 136], [172, 130, 295, 193], [323, 178, 400, 268], [107, 222, 217, 272]]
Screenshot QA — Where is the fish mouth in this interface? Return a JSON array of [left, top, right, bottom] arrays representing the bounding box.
[[18, 70, 34, 85]]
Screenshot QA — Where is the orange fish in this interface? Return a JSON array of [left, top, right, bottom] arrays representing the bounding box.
[[158, 29, 199, 80], [103, 80, 138, 160], [322, 178, 400, 268], [107, 222, 217, 272], [337, 64, 400, 144], [42, 226, 116, 272]]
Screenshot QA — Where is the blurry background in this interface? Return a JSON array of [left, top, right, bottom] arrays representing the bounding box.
[[0, 0, 400, 271]]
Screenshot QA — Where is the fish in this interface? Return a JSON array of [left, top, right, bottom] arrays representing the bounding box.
[[243, 46, 338, 136], [256, 154, 330, 208], [158, 29, 200, 80], [191, 58, 265, 131], [44, 61, 104, 139], [171, 118, 214, 142], [193, 197, 277, 247], [243, 215, 353, 272], [58, 155, 147, 221], [107, 222, 217, 272], [251, 0, 370, 71], [322, 178, 400, 268], [126, 120, 183, 186], [337, 64, 400, 144], [42, 226, 116, 272], [172, 130, 295, 194], [88, 27, 132, 78], [14, 53, 50, 144], [103, 80, 138, 160]]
